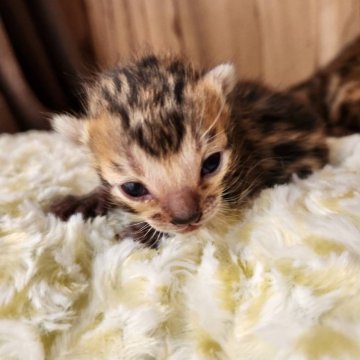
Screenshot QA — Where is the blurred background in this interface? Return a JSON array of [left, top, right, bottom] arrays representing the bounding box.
[[1, 0, 360, 134]]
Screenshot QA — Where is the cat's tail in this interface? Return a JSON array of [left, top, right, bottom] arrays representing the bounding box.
[[288, 35, 360, 136]]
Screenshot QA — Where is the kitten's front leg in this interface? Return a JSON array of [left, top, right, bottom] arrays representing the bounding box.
[[118, 222, 166, 248], [50, 186, 166, 248], [49, 185, 112, 220]]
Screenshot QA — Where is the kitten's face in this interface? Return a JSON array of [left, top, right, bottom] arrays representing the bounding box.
[[53, 57, 236, 234], [89, 83, 232, 234]]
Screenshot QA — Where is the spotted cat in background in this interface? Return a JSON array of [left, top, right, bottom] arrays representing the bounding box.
[[50, 36, 360, 245]]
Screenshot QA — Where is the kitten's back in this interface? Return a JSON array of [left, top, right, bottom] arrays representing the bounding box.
[[289, 35, 360, 136]]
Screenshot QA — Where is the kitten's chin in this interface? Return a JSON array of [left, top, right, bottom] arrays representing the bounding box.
[[148, 222, 202, 235], [176, 224, 202, 234]]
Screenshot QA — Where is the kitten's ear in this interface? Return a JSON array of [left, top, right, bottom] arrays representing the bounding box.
[[203, 64, 236, 96], [51, 114, 87, 144]]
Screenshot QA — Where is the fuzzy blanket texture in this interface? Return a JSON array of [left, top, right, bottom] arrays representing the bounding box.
[[1, 131, 360, 360]]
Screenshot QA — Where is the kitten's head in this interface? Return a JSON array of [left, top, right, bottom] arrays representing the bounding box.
[[53, 56, 237, 234]]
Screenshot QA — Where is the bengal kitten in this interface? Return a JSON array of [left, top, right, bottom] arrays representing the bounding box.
[[50, 36, 360, 245]]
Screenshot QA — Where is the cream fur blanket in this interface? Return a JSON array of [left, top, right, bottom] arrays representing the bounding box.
[[1, 131, 360, 360]]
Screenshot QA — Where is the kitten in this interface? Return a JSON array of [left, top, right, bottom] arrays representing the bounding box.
[[50, 38, 359, 244]]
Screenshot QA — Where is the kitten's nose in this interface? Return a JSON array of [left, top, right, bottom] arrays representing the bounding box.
[[171, 211, 202, 225], [165, 188, 202, 226]]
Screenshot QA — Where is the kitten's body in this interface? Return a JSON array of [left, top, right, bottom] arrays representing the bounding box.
[[289, 35, 360, 136], [51, 37, 360, 244]]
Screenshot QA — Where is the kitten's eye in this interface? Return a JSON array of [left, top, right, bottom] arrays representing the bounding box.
[[121, 182, 149, 198], [201, 152, 222, 177]]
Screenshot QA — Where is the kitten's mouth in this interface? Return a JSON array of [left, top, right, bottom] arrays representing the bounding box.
[[171, 204, 219, 234], [149, 200, 219, 234], [177, 223, 201, 233]]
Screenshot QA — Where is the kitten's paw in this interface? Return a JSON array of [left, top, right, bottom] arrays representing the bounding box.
[[49, 189, 109, 221]]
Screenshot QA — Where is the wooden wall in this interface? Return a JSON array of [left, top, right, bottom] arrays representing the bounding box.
[[66, 0, 360, 89], [1, 0, 360, 133]]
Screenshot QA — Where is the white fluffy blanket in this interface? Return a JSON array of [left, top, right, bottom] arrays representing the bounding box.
[[1, 131, 360, 360]]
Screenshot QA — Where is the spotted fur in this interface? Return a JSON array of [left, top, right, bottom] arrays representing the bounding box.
[[86, 55, 200, 158], [50, 45, 359, 242], [289, 35, 360, 136]]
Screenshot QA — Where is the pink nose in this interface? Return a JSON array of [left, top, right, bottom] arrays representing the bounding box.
[[171, 211, 202, 225], [165, 188, 202, 225]]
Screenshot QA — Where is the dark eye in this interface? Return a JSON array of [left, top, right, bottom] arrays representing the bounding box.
[[201, 152, 221, 177], [121, 182, 149, 198]]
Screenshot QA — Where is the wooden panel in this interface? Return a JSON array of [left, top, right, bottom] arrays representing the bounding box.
[[227, 0, 262, 80], [143, 0, 181, 54], [0, 94, 18, 134], [255, 0, 318, 87], [317, 0, 360, 65], [0, 21, 49, 130], [56, 0, 96, 69], [60, 0, 360, 87]]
